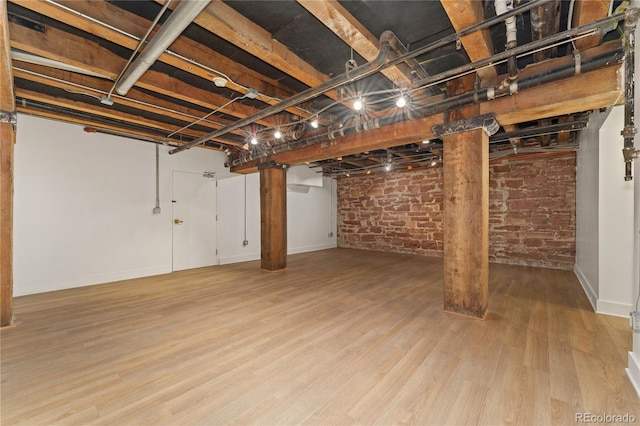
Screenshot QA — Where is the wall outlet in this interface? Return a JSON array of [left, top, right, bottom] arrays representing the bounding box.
[[328, 232, 334, 238], [152, 207, 161, 214], [242, 240, 249, 246], [630, 311, 640, 332]]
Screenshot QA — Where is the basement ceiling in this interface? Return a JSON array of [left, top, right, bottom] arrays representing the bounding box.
[[4, 0, 630, 176]]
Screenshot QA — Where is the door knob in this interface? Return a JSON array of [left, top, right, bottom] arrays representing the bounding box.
[[174, 219, 184, 224]]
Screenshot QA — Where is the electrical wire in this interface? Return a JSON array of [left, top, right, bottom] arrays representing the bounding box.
[[13, 67, 229, 129]]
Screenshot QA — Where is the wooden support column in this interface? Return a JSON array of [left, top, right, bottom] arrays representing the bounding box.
[[259, 162, 287, 271], [440, 75, 489, 319], [1, 0, 15, 327]]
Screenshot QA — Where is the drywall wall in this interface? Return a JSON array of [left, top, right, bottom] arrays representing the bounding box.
[[14, 115, 336, 296], [217, 171, 337, 263], [598, 106, 635, 316], [338, 151, 577, 270], [287, 176, 337, 254], [217, 173, 261, 265], [13, 114, 227, 295], [575, 108, 607, 309], [575, 105, 636, 318]]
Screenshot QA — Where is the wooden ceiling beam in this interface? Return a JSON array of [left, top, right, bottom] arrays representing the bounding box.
[[12, 61, 249, 139], [15, 107, 227, 149], [571, 0, 611, 51], [10, 0, 314, 120], [15, 87, 213, 140], [232, 59, 623, 172], [8, 18, 276, 127], [440, 0, 497, 83], [296, 0, 413, 89], [156, 0, 339, 101]]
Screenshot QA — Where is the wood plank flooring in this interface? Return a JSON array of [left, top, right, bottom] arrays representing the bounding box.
[[1, 248, 638, 425]]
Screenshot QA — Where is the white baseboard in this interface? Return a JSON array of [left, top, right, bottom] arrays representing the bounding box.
[[574, 264, 598, 312], [14, 265, 172, 297], [627, 351, 640, 398], [218, 252, 260, 265], [597, 299, 633, 318], [288, 242, 337, 255]]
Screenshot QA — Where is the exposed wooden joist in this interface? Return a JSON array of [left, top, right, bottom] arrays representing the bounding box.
[[11, 0, 315, 120], [571, 0, 611, 51], [8, 19, 277, 128], [0, 0, 15, 327], [12, 61, 244, 144], [232, 56, 623, 173], [156, 0, 339, 101], [15, 106, 210, 149], [15, 87, 214, 140], [440, 0, 497, 82], [296, 0, 414, 89]]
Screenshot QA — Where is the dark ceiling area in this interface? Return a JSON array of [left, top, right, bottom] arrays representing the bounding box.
[[4, 0, 631, 176]]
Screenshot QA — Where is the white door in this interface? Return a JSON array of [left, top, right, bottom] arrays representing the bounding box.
[[172, 171, 217, 271]]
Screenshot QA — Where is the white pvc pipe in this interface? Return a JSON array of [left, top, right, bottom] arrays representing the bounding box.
[[115, 0, 211, 96], [495, 0, 517, 45]]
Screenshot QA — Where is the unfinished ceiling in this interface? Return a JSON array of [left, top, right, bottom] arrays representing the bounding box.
[[4, 0, 630, 176]]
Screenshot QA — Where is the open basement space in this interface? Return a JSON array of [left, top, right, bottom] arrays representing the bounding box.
[[1, 248, 638, 425]]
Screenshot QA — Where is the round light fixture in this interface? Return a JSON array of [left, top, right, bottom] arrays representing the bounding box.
[[213, 77, 227, 87]]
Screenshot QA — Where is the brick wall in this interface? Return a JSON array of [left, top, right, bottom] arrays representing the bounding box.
[[337, 151, 576, 270]]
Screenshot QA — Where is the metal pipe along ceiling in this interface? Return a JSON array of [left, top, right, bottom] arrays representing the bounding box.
[[170, 0, 553, 155], [169, 30, 399, 155], [230, 39, 626, 168], [115, 0, 211, 96]]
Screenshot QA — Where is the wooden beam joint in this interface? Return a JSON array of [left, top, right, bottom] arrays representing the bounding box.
[[433, 113, 499, 138], [0, 110, 17, 126]]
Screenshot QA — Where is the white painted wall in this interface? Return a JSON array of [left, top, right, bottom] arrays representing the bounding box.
[[627, 0, 640, 395], [575, 108, 606, 309], [217, 173, 261, 265], [598, 106, 635, 316], [575, 105, 636, 318], [14, 115, 337, 296], [217, 170, 337, 263], [287, 176, 337, 254]]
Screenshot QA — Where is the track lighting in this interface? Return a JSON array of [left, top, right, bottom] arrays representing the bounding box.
[[431, 160, 437, 166], [353, 98, 364, 111], [274, 130, 282, 139]]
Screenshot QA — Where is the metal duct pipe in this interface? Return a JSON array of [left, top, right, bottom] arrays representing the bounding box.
[[115, 0, 210, 96], [495, 0, 519, 80], [230, 42, 625, 168], [170, 30, 399, 154], [623, 8, 639, 181]]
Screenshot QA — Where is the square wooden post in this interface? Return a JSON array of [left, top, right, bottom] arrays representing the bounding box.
[[1, 0, 15, 328], [259, 163, 287, 271], [442, 128, 489, 318], [440, 74, 490, 319]]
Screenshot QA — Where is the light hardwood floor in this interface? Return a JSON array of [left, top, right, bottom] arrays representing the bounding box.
[[1, 248, 638, 425]]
